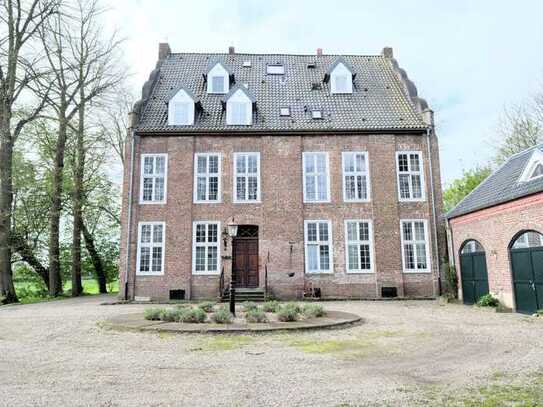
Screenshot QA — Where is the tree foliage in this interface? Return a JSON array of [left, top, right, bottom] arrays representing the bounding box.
[[443, 166, 492, 212]]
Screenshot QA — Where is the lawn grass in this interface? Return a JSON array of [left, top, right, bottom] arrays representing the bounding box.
[[195, 335, 256, 351], [14, 279, 118, 304]]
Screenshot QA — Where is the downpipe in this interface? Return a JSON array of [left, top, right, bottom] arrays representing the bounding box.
[[124, 128, 137, 301]]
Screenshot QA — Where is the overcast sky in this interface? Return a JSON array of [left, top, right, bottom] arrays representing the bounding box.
[[104, 0, 543, 185]]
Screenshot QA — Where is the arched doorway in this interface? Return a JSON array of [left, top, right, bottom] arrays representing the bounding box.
[[459, 240, 489, 304], [510, 231, 543, 314]]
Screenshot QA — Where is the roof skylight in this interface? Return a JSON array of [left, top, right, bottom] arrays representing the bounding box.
[[311, 110, 323, 119], [267, 64, 285, 75], [242, 61, 251, 67], [280, 107, 290, 116]]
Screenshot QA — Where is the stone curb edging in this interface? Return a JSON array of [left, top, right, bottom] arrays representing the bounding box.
[[101, 310, 362, 334]]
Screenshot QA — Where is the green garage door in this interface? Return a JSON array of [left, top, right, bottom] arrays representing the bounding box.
[[459, 240, 489, 305], [510, 231, 543, 314]]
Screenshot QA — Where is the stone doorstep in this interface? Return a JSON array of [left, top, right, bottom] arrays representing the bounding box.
[[103, 310, 362, 334]]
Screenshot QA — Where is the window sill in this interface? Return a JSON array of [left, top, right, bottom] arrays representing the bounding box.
[[305, 271, 334, 275], [343, 199, 371, 204], [139, 200, 167, 205], [136, 272, 164, 276], [303, 200, 332, 204], [233, 200, 261, 204], [402, 270, 431, 274], [398, 198, 426, 203], [346, 270, 374, 274], [192, 272, 221, 276], [193, 200, 222, 204]]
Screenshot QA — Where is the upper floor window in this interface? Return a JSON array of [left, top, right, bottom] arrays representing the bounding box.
[[342, 152, 370, 202], [304, 220, 333, 273], [167, 87, 195, 126], [401, 220, 430, 273], [140, 154, 167, 204], [192, 221, 220, 274], [327, 57, 354, 94], [519, 148, 543, 183], [303, 152, 330, 203], [345, 220, 373, 273], [137, 222, 165, 275], [225, 85, 255, 126], [234, 152, 260, 203], [396, 152, 425, 201], [194, 153, 221, 203], [206, 62, 230, 94]]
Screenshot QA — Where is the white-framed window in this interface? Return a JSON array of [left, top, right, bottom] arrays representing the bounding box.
[[396, 151, 425, 201], [194, 153, 221, 203], [304, 220, 333, 273], [330, 62, 353, 94], [170, 102, 190, 125], [226, 88, 253, 126], [519, 149, 543, 183], [400, 219, 430, 273], [344, 220, 374, 273], [192, 221, 220, 275], [167, 88, 194, 126], [234, 152, 260, 203], [140, 154, 167, 204], [207, 63, 229, 94], [136, 222, 165, 275], [342, 152, 370, 202], [230, 101, 248, 124], [303, 152, 330, 203]]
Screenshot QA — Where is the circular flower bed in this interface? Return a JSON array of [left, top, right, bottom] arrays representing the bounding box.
[[143, 301, 328, 325]]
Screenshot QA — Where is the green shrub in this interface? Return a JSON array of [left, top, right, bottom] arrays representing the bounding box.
[[477, 294, 500, 307], [198, 301, 216, 313], [262, 300, 280, 313], [159, 308, 181, 322], [245, 308, 268, 323], [211, 306, 233, 324], [242, 302, 259, 312], [302, 303, 326, 318], [144, 308, 164, 321], [179, 307, 207, 323], [282, 302, 302, 313], [277, 303, 301, 322], [441, 262, 458, 298]]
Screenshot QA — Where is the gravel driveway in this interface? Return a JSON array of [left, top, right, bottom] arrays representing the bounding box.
[[1, 296, 542, 406]]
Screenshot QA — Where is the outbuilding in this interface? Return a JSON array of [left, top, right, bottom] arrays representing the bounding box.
[[446, 144, 543, 313]]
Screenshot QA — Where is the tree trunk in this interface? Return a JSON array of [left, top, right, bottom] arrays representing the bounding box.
[[48, 112, 68, 297], [10, 232, 49, 289], [71, 99, 85, 297], [0, 115, 17, 303], [81, 221, 107, 294]]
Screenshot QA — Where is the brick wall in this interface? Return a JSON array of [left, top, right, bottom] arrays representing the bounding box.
[[449, 192, 543, 309], [119, 132, 444, 300]]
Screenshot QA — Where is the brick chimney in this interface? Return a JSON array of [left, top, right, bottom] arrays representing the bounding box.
[[316, 48, 323, 56], [228, 46, 235, 55], [158, 42, 171, 61], [382, 47, 393, 58]]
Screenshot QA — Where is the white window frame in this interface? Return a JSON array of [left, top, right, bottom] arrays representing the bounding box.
[[330, 62, 353, 94], [344, 219, 375, 273], [136, 221, 165, 276], [519, 149, 543, 183], [400, 219, 431, 273], [192, 221, 221, 275], [304, 220, 334, 274], [266, 64, 285, 75], [139, 154, 168, 204], [207, 63, 229, 94], [233, 152, 261, 203], [302, 152, 330, 203], [396, 151, 426, 202], [342, 151, 371, 202], [193, 153, 221, 203]]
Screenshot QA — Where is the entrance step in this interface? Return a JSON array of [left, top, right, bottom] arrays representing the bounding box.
[[221, 288, 266, 302]]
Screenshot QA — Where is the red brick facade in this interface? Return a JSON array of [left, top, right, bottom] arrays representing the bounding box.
[[119, 132, 445, 300], [448, 192, 543, 309]]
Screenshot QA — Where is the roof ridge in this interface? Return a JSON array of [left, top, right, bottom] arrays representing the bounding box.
[[168, 52, 385, 58]]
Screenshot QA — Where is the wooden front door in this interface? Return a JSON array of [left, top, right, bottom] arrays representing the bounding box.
[[232, 238, 259, 288]]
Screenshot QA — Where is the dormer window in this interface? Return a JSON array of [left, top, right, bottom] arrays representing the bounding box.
[[325, 57, 354, 94], [280, 107, 290, 117], [167, 86, 197, 126], [224, 85, 256, 126], [267, 64, 285, 75], [519, 148, 543, 182], [206, 61, 231, 94]]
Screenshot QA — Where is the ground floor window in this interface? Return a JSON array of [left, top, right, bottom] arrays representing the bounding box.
[[345, 220, 374, 273], [400, 219, 430, 272], [304, 220, 333, 273], [137, 222, 165, 275], [192, 221, 220, 274]]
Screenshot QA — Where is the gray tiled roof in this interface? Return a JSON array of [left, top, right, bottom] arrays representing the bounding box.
[[134, 52, 427, 133], [447, 144, 543, 219]]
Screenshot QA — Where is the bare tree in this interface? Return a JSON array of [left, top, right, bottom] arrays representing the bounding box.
[[0, 0, 59, 303], [495, 94, 543, 164], [38, 0, 123, 296]]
